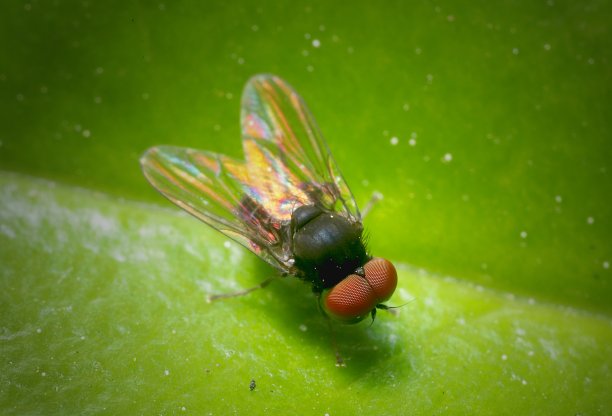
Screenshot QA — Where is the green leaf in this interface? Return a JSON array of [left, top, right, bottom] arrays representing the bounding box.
[[1, 173, 611, 414], [1, 0, 611, 413]]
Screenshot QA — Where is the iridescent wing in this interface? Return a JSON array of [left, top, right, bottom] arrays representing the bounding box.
[[240, 74, 361, 222], [141, 74, 360, 273], [140, 146, 292, 271]]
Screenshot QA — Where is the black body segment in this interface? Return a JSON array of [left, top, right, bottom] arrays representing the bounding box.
[[291, 205, 323, 230], [291, 205, 368, 291]]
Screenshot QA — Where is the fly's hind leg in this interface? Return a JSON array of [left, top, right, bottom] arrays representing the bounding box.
[[206, 275, 282, 302], [360, 191, 384, 219]]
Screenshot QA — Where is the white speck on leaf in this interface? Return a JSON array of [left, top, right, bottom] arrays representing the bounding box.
[[90, 212, 117, 234], [112, 251, 126, 263], [539, 339, 559, 360], [0, 224, 16, 238]]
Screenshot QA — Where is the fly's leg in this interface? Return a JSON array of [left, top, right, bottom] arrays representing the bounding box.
[[316, 293, 346, 367], [206, 275, 281, 302], [360, 191, 384, 219], [327, 319, 346, 367]]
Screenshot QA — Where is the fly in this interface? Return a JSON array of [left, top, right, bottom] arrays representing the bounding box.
[[140, 74, 397, 327]]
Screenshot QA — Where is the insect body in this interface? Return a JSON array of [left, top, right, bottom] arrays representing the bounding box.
[[141, 74, 397, 324]]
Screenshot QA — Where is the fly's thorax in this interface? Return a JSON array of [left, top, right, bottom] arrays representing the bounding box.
[[291, 205, 367, 291], [291, 204, 322, 231]]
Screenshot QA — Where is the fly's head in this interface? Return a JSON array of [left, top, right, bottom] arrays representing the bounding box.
[[320, 258, 398, 324]]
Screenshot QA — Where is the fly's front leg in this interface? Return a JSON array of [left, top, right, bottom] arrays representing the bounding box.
[[327, 318, 346, 367], [316, 292, 346, 367], [360, 191, 384, 219]]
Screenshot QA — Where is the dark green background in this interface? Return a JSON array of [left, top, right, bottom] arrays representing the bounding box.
[[1, 0, 611, 414]]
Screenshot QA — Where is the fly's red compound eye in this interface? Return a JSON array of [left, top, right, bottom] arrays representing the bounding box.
[[363, 258, 397, 303], [321, 258, 398, 323], [322, 274, 375, 323]]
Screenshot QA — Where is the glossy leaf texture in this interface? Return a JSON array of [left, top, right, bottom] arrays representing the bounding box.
[[1, 172, 611, 414]]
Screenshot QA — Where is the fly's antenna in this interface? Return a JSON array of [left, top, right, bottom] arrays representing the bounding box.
[[375, 298, 415, 317]]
